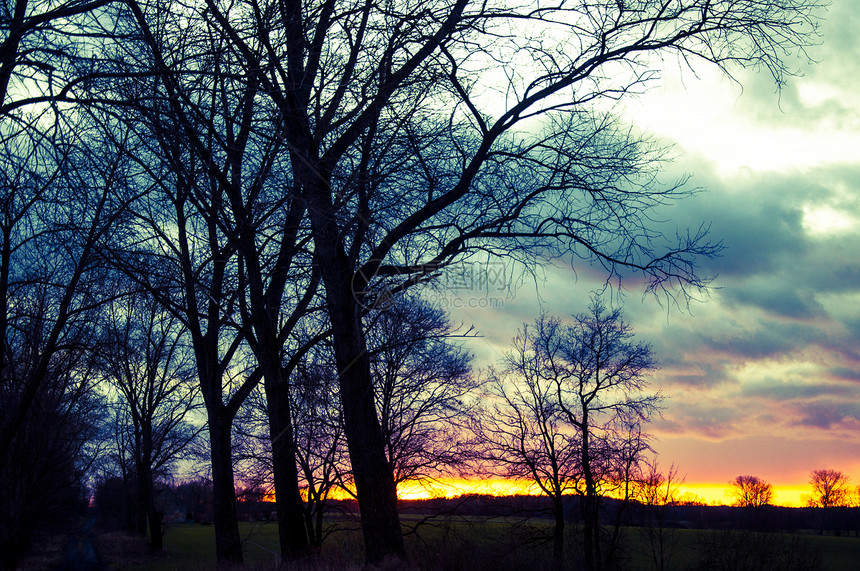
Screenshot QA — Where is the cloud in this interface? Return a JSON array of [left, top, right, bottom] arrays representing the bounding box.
[[721, 281, 824, 320], [455, 0, 860, 486], [738, 0, 860, 132], [742, 380, 855, 401], [797, 401, 860, 430], [654, 398, 746, 440]]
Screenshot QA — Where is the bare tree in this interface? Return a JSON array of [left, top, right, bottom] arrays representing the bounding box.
[[808, 469, 850, 510], [366, 297, 475, 488], [81, 3, 312, 559], [472, 366, 580, 571], [551, 299, 660, 571], [234, 347, 351, 551], [0, 94, 129, 568], [238, 299, 476, 550], [290, 356, 349, 549], [729, 475, 774, 508], [0, 276, 108, 568], [200, 0, 823, 561], [474, 298, 660, 571], [102, 287, 202, 551], [635, 462, 684, 571], [0, 0, 117, 116], [93, 80, 258, 564], [807, 468, 850, 535]]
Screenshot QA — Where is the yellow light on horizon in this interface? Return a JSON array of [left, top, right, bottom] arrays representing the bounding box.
[[678, 483, 809, 508], [396, 478, 542, 500], [297, 478, 812, 507]]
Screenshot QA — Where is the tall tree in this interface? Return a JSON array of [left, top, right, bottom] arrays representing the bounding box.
[[91, 50, 257, 562], [0, 291, 107, 569], [236, 299, 476, 549], [0, 57, 135, 563], [201, 0, 823, 561], [85, 1, 317, 559]]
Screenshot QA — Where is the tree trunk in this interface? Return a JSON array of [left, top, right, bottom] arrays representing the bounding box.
[[304, 163, 404, 563], [581, 414, 599, 571], [552, 498, 565, 571], [141, 463, 163, 551], [263, 365, 309, 560], [139, 430, 163, 551], [209, 418, 243, 564], [147, 504, 163, 552], [333, 326, 404, 564], [316, 254, 403, 563]]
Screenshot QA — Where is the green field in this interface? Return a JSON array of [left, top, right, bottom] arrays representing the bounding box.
[[114, 519, 860, 570]]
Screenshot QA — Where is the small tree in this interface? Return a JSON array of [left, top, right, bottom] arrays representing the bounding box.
[[728, 474, 773, 530], [807, 469, 850, 535], [103, 288, 202, 550], [729, 475, 774, 508], [808, 469, 850, 510], [474, 297, 660, 571], [366, 297, 475, 488], [635, 462, 684, 571]]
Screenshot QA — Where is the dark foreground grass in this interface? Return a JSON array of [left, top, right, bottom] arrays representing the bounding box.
[[114, 519, 860, 570]]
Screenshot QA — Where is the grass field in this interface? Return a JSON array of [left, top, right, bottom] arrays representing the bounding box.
[[114, 519, 860, 570]]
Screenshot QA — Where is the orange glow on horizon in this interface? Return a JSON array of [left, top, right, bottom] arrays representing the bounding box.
[[396, 478, 542, 500], [676, 483, 809, 508], [292, 479, 812, 507], [312, 478, 542, 502]]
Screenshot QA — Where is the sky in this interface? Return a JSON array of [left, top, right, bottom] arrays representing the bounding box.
[[443, 0, 860, 506]]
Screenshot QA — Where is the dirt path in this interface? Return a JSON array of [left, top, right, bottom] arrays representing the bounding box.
[[58, 517, 105, 571]]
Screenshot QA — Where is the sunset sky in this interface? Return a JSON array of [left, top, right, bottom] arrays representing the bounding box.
[[445, 0, 860, 506]]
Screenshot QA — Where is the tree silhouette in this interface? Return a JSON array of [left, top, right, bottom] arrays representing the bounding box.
[[474, 298, 660, 571], [808, 469, 850, 510], [807, 468, 850, 535], [103, 287, 202, 551], [635, 462, 685, 571], [197, 0, 822, 561], [730, 475, 774, 508], [2, 0, 825, 563]]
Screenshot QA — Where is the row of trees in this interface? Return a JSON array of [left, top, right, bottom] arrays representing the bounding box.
[[729, 470, 860, 513], [1, 0, 823, 568]]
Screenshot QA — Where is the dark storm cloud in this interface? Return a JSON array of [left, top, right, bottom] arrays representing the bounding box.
[[657, 359, 732, 388], [653, 160, 860, 316], [828, 367, 860, 383], [665, 170, 808, 276], [636, 161, 860, 442], [720, 280, 824, 320], [742, 381, 855, 401], [797, 400, 860, 430], [654, 399, 744, 439], [673, 316, 826, 362]]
